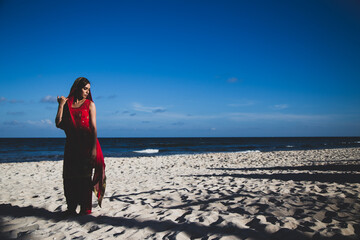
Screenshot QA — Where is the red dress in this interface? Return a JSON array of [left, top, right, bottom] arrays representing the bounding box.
[[59, 96, 106, 214], [63, 99, 93, 178]]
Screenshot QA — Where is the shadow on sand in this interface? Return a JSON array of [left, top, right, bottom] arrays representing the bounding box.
[[208, 164, 360, 173], [107, 187, 189, 203], [191, 164, 360, 184], [1, 201, 358, 240], [1, 203, 334, 240]]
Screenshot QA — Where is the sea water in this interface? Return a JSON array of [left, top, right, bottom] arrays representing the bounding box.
[[0, 137, 360, 163]]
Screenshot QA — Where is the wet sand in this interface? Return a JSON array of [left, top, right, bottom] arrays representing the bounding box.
[[1, 148, 360, 239]]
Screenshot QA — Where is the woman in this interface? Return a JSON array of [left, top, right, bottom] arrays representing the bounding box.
[[55, 77, 106, 216]]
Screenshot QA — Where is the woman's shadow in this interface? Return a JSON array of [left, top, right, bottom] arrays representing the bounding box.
[[0, 203, 265, 239]]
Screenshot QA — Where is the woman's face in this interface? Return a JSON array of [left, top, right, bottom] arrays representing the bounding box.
[[81, 84, 90, 99]]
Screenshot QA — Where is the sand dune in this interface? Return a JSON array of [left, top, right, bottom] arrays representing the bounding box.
[[1, 148, 360, 239]]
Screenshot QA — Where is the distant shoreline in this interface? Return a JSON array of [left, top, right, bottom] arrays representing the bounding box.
[[1, 136, 360, 163]]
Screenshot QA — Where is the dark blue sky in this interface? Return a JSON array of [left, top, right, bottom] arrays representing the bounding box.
[[0, 0, 359, 137]]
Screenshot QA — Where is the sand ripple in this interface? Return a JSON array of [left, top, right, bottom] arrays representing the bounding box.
[[1, 148, 360, 239]]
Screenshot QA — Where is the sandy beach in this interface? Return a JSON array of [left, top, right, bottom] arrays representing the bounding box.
[[1, 147, 360, 239]]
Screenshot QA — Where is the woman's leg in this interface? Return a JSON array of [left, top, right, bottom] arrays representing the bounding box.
[[63, 178, 77, 214], [79, 177, 92, 215]]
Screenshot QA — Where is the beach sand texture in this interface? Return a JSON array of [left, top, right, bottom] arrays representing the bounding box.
[[1, 148, 360, 239]]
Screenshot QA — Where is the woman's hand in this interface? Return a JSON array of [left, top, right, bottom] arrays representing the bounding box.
[[55, 96, 68, 128], [57, 96, 68, 106]]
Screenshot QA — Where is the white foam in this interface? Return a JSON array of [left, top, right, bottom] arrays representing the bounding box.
[[134, 149, 159, 154], [355, 141, 360, 144], [286, 145, 294, 148], [237, 150, 261, 154]]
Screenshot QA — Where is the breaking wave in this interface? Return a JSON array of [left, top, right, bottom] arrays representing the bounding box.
[[133, 149, 160, 154]]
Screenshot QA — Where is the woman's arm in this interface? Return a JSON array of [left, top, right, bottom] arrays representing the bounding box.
[[89, 101, 97, 161], [55, 96, 68, 128]]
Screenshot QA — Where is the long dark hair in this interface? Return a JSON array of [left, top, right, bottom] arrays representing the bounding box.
[[68, 77, 93, 100]]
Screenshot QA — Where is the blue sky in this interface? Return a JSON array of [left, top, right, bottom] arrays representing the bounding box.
[[0, 0, 359, 137]]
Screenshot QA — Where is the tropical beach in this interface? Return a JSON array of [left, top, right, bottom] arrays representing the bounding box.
[[1, 147, 359, 239]]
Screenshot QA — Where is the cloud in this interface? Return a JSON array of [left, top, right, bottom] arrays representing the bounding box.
[[0, 97, 21, 104], [9, 99, 24, 104], [133, 103, 167, 113], [3, 120, 21, 126], [107, 110, 221, 124], [152, 109, 166, 113], [271, 104, 289, 110], [27, 119, 53, 126], [119, 111, 137, 116], [41, 95, 57, 103], [7, 111, 25, 116], [229, 112, 328, 121], [3, 119, 54, 127], [154, 112, 220, 120], [111, 104, 329, 126], [227, 77, 239, 83], [108, 94, 117, 99], [42, 119, 53, 125]]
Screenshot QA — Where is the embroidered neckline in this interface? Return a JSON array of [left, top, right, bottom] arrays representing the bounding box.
[[71, 99, 88, 109]]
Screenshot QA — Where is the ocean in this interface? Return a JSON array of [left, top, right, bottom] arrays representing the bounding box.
[[0, 137, 360, 163]]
